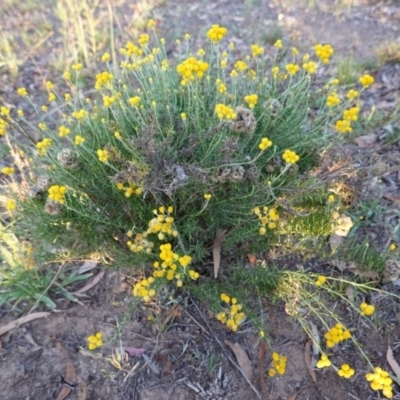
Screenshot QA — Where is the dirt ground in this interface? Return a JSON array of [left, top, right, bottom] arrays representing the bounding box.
[[1, 0, 400, 399]]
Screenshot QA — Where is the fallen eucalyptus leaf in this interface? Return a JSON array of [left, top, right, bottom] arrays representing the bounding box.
[[387, 346, 400, 379], [0, 312, 50, 336], [304, 342, 317, 384], [213, 229, 227, 278], [354, 133, 377, 148], [225, 340, 253, 381]]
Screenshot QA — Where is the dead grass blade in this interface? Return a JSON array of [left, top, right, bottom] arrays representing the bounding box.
[[258, 340, 266, 393], [304, 342, 317, 384], [213, 229, 227, 278], [0, 312, 50, 336], [142, 353, 160, 374], [225, 340, 253, 381], [387, 346, 400, 379], [71, 270, 105, 295]]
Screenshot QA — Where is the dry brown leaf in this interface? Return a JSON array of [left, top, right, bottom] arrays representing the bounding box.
[[71, 270, 105, 295], [78, 261, 98, 274], [65, 361, 77, 383], [354, 133, 377, 148], [258, 340, 266, 393], [56, 361, 77, 400], [225, 340, 253, 381], [0, 312, 50, 336], [213, 229, 227, 278], [286, 388, 302, 400], [304, 342, 317, 384], [56, 387, 71, 400], [387, 346, 400, 379], [142, 353, 160, 374], [384, 193, 400, 202]]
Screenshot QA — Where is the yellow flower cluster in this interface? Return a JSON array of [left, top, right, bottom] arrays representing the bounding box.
[[72, 63, 83, 71], [103, 95, 117, 107], [176, 57, 209, 86], [215, 104, 236, 120], [58, 125, 70, 137], [251, 44, 264, 57], [366, 367, 393, 398], [303, 61, 317, 74], [359, 74, 374, 88], [234, 60, 248, 71], [1, 167, 15, 175], [315, 275, 327, 286], [74, 135, 85, 145], [335, 119, 352, 134], [324, 323, 351, 348], [360, 302, 375, 316], [97, 149, 109, 163], [138, 34, 149, 46], [204, 193, 212, 200], [216, 293, 246, 332], [244, 94, 258, 109], [129, 96, 141, 107], [72, 109, 88, 120], [48, 185, 67, 204], [207, 24, 227, 42], [216, 78, 227, 93], [133, 240, 197, 302], [0, 106, 10, 117], [285, 63, 299, 75], [116, 182, 143, 198], [6, 199, 16, 211], [316, 354, 331, 368], [36, 138, 52, 156], [133, 277, 157, 301], [268, 352, 287, 377], [326, 93, 340, 107], [282, 149, 300, 164], [253, 206, 279, 234], [120, 41, 143, 57], [147, 206, 178, 240], [17, 87, 28, 96], [258, 137, 272, 151], [87, 332, 103, 350], [338, 364, 355, 379], [314, 44, 334, 63], [95, 71, 114, 90], [0, 118, 7, 136], [38, 122, 47, 131], [274, 39, 282, 48], [346, 89, 359, 100], [127, 231, 154, 253], [343, 106, 360, 121], [335, 107, 359, 134]]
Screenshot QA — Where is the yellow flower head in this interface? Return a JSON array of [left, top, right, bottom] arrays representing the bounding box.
[[360, 302, 375, 316], [17, 87, 28, 96], [282, 149, 300, 164], [315, 275, 327, 286], [359, 74, 374, 88], [274, 39, 282, 48], [207, 24, 227, 42]]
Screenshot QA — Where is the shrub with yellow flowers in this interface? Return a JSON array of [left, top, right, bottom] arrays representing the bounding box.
[[2, 22, 375, 315]]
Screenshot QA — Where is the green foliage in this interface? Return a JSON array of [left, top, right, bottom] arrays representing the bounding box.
[[2, 23, 376, 306]]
